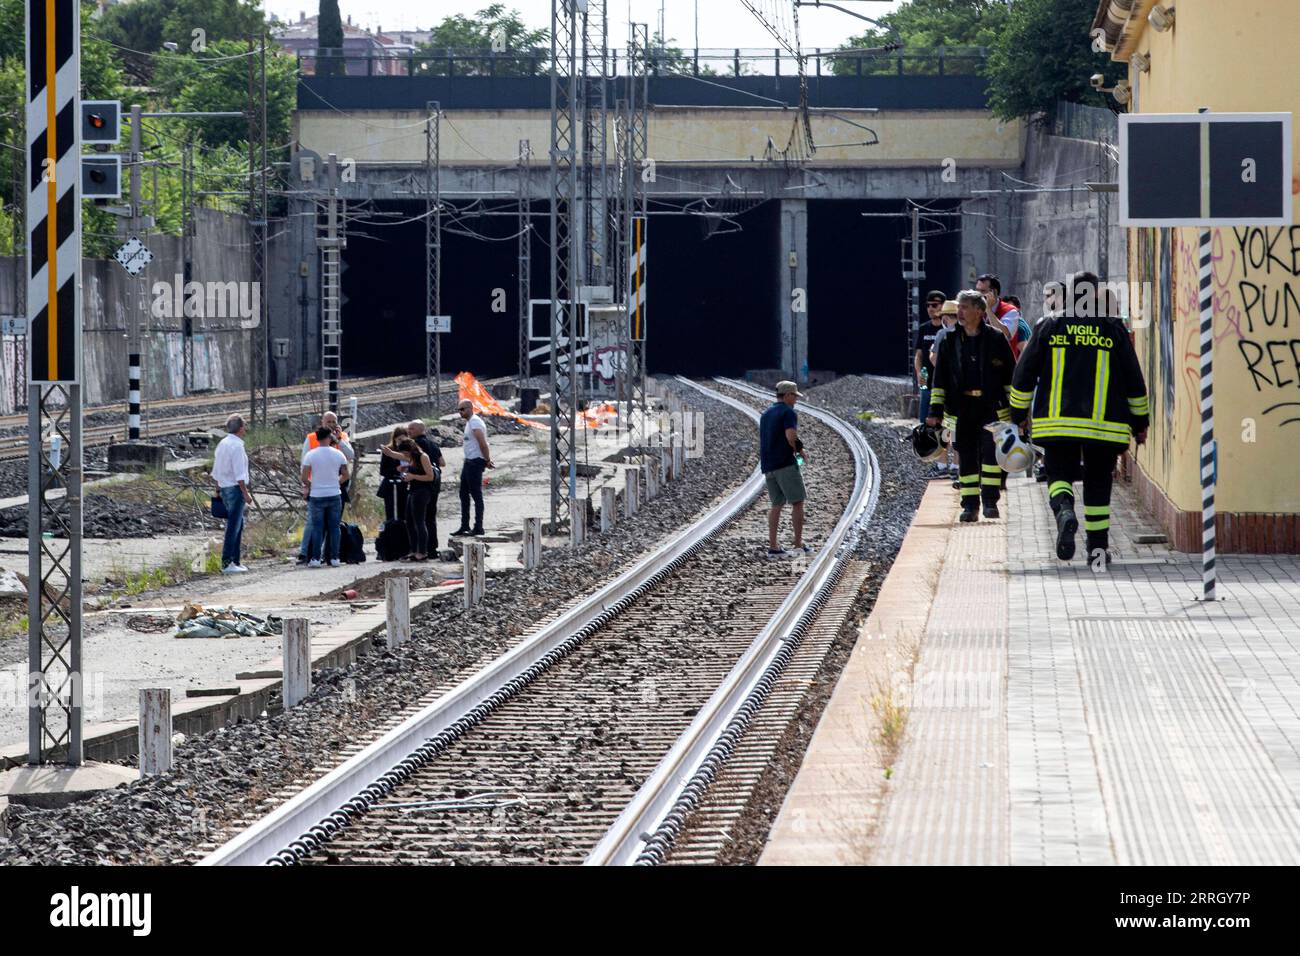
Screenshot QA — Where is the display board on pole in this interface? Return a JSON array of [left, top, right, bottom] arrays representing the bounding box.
[[1119, 110, 1293, 601]]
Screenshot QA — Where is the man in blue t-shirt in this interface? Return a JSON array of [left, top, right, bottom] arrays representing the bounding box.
[[759, 381, 811, 558]]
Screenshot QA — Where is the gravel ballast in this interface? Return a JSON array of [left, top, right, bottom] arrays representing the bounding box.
[[0, 382, 758, 865]]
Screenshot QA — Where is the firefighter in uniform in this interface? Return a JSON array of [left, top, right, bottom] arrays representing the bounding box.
[[1009, 273, 1149, 563], [926, 290, 1016, 522]]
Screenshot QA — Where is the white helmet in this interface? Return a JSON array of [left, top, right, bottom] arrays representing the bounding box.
[[987, 421, 1035, 473]]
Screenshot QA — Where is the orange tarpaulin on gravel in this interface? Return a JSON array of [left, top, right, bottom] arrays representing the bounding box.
[[455, 371, 618, 430]]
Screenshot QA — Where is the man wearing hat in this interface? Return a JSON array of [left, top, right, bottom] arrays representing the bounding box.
[[760, 381, 812, 557], [915, 290, 948, 425]]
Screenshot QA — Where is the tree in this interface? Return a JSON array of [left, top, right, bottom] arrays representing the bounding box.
[[317, 0, 344, 76], [416, 4, 548, 76], [831, 0, 1008, 76], [99, 0, 266, 82], [152, 40, 296, 154], [984, 0, 1124, 121]]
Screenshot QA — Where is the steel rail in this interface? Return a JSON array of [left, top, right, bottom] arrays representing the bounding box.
[[200, 379, 766, 866], [585, 376, 880, 865]]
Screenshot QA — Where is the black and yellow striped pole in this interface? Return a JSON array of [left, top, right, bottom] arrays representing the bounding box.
[[25, 0, 84, 764]]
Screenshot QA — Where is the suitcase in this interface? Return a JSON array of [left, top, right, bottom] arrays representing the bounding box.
[[339, 523, 367, 564], [375, 520, 409, 561]]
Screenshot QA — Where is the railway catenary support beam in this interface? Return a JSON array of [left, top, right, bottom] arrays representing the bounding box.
[[779, 199, 810, 386], [517, 139, 532, 393], [548, 0, 581, 527], [425, 101, 443, 410]]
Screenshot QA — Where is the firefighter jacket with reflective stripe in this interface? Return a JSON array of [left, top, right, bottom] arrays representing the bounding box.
[[928, 323, 1016, 429], [1009, 314, 1149, 445]]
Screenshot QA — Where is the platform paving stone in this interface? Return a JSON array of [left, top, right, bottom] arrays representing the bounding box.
[[765, 470, 1300, 865]]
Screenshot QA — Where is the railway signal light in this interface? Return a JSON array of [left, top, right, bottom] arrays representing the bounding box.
[[81, 155, 122, 199], [81, 99, 121, 144]]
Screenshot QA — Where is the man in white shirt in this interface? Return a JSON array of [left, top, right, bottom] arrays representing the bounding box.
[[451, 399, 495, 537], [296, 411, 354, 563], [212, 414, 254, 573], [300, 426, 351, 567]]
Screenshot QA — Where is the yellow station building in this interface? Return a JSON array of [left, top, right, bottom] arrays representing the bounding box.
[[1094, 0, 1300, 552]]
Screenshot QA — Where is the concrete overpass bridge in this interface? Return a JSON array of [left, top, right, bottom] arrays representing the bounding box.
[[269, 49, 1025, 385]]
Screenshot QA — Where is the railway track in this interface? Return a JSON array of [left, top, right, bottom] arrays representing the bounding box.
[[0, 374, 516, 462], [198, 377, 878, 866]]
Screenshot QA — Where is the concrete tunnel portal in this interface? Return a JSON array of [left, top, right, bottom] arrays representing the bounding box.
[[338, 198, 964, 382]]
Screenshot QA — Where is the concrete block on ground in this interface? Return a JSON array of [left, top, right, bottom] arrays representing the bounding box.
[[138, 688, 172, 778], [600, 486, 617, 533], [107, 442, 167, 473], [625, 467, 639, 516], [523, 517, 541, 569], [386, 576, 410, 648], [282, 618, 312, 708], [0, 761, 137, 809], [464, 542, 485, 608], [571, 497, 588, 546]]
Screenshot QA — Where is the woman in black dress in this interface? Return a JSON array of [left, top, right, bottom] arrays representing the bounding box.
[[397, 437, 437, 560]]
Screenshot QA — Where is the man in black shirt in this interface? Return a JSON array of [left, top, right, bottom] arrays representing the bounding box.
[[926, 290, 1016, 522], [407, 419, 446, 552], [915, 290, 946, 422], [759, 381, 811, 558]]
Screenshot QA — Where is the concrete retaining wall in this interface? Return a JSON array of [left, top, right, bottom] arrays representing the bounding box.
[[0, 207, 253, 413]]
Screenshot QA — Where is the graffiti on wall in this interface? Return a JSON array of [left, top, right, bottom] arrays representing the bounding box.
[[1158, 228, 1174, 467], [1174, 225, 1300, 435]]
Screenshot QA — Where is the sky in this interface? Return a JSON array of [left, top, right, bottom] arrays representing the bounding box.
[[265, 1, 907, 50]]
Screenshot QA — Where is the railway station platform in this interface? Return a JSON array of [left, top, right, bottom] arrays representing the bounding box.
[[762, 468, 1300, 866]]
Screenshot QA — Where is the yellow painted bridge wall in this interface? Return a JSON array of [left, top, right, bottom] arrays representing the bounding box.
[[1123, 0, 1300, 517], [296, 108, 1023, 168]]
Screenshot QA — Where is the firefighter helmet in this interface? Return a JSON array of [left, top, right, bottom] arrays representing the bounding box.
[[988, 422, 1035, 473], [910, 423, 944, 462]]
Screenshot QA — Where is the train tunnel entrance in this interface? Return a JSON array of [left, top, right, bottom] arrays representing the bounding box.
[[807, 199, 964, 378], [338, 197, 958, 381]]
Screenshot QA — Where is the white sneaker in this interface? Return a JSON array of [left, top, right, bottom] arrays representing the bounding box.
[[329, 559, 341, 567], [221, 564, 249, 574], [307, 559, 322, 568]]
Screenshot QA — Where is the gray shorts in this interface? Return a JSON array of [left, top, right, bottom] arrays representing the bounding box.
[[764, 463, 806, 507]]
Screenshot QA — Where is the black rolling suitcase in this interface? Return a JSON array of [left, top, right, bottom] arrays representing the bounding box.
[[375, 520, 409, 561]]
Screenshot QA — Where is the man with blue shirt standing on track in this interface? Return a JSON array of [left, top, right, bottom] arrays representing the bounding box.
[[760, 381, 812, 558]]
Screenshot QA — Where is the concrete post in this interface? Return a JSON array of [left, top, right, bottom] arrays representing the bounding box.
[[283, 618, 312, 709], [658, 448, 668, 487], [625, 467, 639, 516], [385, 576, 410, 649], [138, 688, 172, 778], [571, 496, 587, 546], [464, 542, 485, 608], [523, 517, 541, 569], [779, 199, 809, 384], [600, 485, 617, 533], [643, 461, 657, 500]]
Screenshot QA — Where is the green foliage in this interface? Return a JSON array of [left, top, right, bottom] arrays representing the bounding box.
[[152, 39, 295, 153], [416, 3, 548, 76], [984, 0, 1124, 121], [831, 0, 1006, 76], [99, 0, 266, 82]]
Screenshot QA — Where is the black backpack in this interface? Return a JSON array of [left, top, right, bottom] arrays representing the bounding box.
[[375, 520, 409, 561], [339, 523, 367, 564]]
